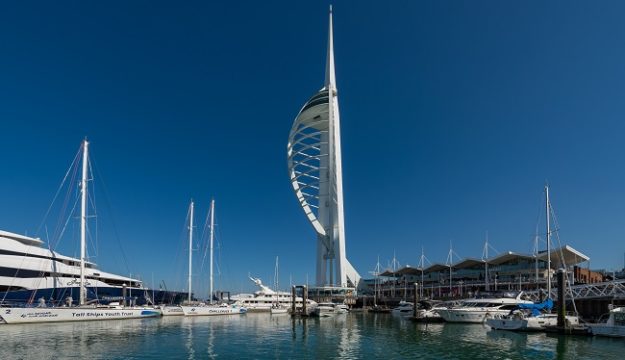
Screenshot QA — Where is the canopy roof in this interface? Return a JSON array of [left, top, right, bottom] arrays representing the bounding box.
[[536, 245, 589, 268], [373, 244, 590, 279]]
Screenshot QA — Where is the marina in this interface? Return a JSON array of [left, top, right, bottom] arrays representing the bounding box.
[[0, 313, 623, 359], [1, 1, 625, 359]]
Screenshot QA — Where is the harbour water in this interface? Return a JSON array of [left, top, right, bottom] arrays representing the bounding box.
[[0, 313, 622, 359]]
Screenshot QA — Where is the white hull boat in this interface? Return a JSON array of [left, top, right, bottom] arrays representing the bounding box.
[[589, 306, 625, 338], [270, 305, 289, 315], [391, 301, 413, 317], [485, 298, 580, 331], [159, 305, 184, 316], [311, 303, 337, 317], [234, 276, 317, 312], [0, 306, 161, 324], [181, 304, 246, 316], [438, 292, 533, 323], [487, 313, 580, 331], [179, 201, 247, 317], [413, 300, 451, 322]]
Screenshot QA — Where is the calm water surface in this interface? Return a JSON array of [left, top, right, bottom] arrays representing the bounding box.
[[0, 313, 623, 359]]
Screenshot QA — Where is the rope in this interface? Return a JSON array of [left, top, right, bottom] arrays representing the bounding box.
[[549, 197, 579, 315], [36, 143, 81, 237]]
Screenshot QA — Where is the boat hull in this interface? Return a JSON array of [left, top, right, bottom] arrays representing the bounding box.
[[181, 305, 247, 316], [160, 305, 184, 316], [487, 314, 579, 331], [0, 307, 161, 324], [438, 309, 510, 323], [590, 324, 625, 337], [270, 308, 289, 315]]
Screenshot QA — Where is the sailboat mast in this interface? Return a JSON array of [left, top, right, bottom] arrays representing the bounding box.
[[374, 256, 380, 306], [209, 198, 215, 304], [420, 249, 424, 298], [79, 139, 89, 306], [545, 185, 551, 297], [275, 256, 279, 291], [188, 200, 194, 302], [484, 232, 489, 291]]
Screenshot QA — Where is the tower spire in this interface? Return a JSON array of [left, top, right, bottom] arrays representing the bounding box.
[[325, 5, 336, 90]]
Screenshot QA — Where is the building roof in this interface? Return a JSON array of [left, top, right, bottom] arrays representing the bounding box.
[[536, 245, 589, 268], [372, 244, 590, 279], [379, 265, 423, 277], [453, 258, 487, 269], [487, 251, 536, 265], [424, 263, 451, 273]]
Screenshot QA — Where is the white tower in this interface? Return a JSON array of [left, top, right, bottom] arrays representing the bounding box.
[[287, 7, 360, 288]]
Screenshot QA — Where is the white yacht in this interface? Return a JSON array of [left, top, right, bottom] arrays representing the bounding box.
[[589, 305, 625, 338], [414, 300, 451, 322], [391, 301, 414, 317], [311, 302, 337, 317], [437, 292, 533, 323], [0, 230, 154, 305], [234, 277, 317, 312]]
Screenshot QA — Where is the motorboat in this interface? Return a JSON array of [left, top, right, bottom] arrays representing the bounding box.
[[311, 302, 337, 317], [437, 292, 533, 323], [589, 305, 625, 338], [391, 301, 414, 316], [234, 277, 317, 312], [413, 300, 447, 322]]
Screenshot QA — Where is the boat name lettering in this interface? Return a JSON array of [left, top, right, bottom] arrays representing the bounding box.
[[72, 312, 135, 317], [21, 311, 59, 318]]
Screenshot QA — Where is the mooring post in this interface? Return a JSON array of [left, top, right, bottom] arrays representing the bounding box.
[[413, 283, 418, 318], [292, 286, 296, 315], [557, 269, 566, 328], [303, 285, 308, 316]]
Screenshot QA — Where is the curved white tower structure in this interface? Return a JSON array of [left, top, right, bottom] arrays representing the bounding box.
[[287, 7, 360, 288]]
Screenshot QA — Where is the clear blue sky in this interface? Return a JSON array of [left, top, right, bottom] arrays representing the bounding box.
[[2, 1, 625, 296]]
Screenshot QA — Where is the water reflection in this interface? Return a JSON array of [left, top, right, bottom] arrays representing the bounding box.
[[1, 313, 624, 359]]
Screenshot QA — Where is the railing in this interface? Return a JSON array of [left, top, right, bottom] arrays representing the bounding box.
[[524, 279, 625, 301], [364, 279, 625, 302]]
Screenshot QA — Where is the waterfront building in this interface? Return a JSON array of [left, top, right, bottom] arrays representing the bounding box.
[[287, 7, 360, 290], [364, 245, 598, 301]]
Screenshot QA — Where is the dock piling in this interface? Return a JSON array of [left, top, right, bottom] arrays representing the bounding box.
[[557, 269, 566, 329]]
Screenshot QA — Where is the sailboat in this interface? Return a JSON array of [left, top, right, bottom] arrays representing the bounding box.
[[370, 256, 390, 313], [159, 201, 198, 317], [486, 185, 580, 331], [0, 140, 161, 324], [181, 199, 246, 316], [270, 256, 288, 314]]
